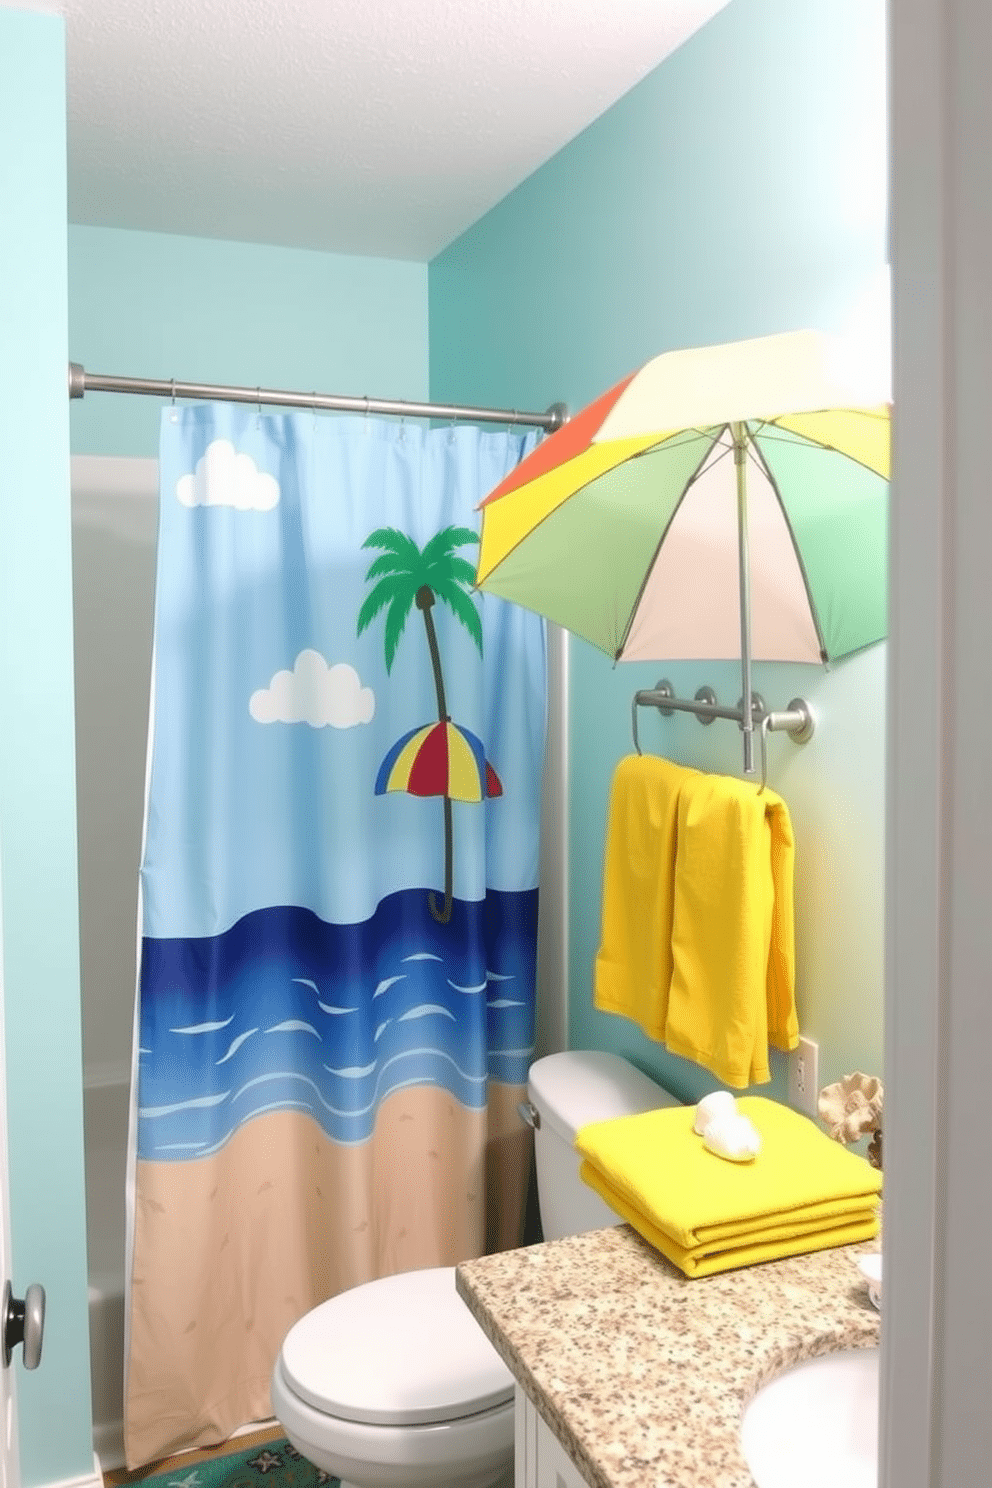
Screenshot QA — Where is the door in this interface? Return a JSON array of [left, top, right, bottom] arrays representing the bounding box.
[[0, 856, 46, 1488], [0, 858, 19, 1488]]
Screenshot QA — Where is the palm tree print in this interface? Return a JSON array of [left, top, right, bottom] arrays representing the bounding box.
[[357, 524, 494, 924]]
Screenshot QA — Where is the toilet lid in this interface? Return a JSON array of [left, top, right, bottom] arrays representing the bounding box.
[[279, 1266, 515, 1427]]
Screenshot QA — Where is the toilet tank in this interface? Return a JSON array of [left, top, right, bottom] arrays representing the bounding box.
[[526, 1050, 680, 1241]]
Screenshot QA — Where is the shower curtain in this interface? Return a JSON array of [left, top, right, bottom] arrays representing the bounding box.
[[124, 404, 545, 1467]]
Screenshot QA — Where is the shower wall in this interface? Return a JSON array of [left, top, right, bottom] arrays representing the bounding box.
[[72, 454, 158, 1083], [72, 453, 158, 1467]]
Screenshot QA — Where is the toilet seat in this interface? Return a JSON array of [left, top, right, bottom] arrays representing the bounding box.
[[271, 1352, 514, 1488], [279, 1266, 514, 1427]]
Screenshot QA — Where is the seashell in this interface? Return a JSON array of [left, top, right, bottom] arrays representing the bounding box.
[[702, 1113, 762, 1162], [693, 1090, 737, 1135], [817, 1072, 883, 1144]]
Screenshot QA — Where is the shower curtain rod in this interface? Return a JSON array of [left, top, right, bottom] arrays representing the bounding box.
[[67, 362, 568, 432]]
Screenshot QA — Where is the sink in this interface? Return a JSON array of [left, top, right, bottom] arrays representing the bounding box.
[[740, 1345, 879, 1488]]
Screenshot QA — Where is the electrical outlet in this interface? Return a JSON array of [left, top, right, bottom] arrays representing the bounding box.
[[788, 1036, 819, 1117]]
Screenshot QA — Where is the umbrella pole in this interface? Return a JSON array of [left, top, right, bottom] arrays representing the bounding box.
[[732, 422, 755, 775]]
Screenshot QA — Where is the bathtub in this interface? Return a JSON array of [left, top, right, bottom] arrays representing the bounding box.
[[83, 1078, 129, 1470]]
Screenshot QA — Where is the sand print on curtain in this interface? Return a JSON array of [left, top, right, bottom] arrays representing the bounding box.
[[124, 405, 545, 1467]]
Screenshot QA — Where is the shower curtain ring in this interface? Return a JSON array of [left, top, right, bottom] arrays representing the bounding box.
[[170, 380, 176, 406]]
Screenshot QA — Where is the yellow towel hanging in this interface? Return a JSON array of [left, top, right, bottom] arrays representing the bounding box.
[[664, 771, 799, 1087], [593, 754, 698, 1041]]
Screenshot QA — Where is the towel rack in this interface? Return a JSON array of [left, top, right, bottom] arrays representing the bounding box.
[[632, 680, 815, 791]]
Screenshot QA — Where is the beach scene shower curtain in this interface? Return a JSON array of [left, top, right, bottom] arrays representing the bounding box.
[[124, 405, 545, 1467]]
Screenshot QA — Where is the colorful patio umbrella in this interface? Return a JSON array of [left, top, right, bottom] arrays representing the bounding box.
[[475, 328, 890, 771]]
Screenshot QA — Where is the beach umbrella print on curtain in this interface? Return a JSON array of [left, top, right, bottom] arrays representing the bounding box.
[[358, 524, 501, 923], [474, 328, 890, 768], [376, 719, 502, 802]]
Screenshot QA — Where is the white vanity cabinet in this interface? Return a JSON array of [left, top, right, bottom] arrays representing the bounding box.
[[515, 1387, 593, 1488]]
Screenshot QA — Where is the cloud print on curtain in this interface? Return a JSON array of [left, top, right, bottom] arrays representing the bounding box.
[[124, 405, 545, 1468]]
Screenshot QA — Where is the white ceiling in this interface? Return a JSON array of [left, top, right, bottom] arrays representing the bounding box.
[[9, 0, 731, 260]]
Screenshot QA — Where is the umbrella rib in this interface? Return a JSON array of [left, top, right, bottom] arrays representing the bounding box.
[[745, 430, 830, 663], [614, 425, 730, 659], [753, 413, 889, 478], [754, 406, 889, 429]]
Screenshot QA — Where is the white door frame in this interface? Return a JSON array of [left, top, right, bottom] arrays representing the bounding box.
[[884, 2, 992, 1485]]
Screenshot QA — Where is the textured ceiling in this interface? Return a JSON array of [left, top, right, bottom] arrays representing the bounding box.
[[8, 0, 731, 260]]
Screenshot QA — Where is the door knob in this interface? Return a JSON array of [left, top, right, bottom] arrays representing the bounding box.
[[3, 1282, 45, 1370]]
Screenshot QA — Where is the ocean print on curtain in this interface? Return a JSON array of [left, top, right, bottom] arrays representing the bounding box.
[[124, 405, 545, 1468]]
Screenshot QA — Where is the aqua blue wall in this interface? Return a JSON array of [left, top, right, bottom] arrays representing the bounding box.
[[2, 0, 887, 1473], [430, 0, 889, 1107], [4, 38, 429, 1483], [69, 226, 428, 457], [0, 12, 94, 1486]]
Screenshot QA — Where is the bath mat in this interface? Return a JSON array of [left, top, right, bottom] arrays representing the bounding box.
[[104, 1426, 340, 1488]]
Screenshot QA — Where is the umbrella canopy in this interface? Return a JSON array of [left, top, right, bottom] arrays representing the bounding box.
[[475, 329, 890, 669], [375, 719, 503, 803]]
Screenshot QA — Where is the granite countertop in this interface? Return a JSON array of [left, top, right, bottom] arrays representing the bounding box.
[[456, 1222, 881, 1488]]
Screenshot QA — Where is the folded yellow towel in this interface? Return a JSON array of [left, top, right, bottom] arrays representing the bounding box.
[[575, 1096, 882, 1279], [665, 772, 799, 1087], [593, 755, 698, 1041], [578, 1167, 879, 1276]]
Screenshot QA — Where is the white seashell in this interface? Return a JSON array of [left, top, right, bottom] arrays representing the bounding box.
[[702, 1113, 762, 1162], [693, 1089, 737, 1135]]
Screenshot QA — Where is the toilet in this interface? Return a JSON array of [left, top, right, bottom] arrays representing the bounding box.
[[270, 1051, 679, 1488]]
